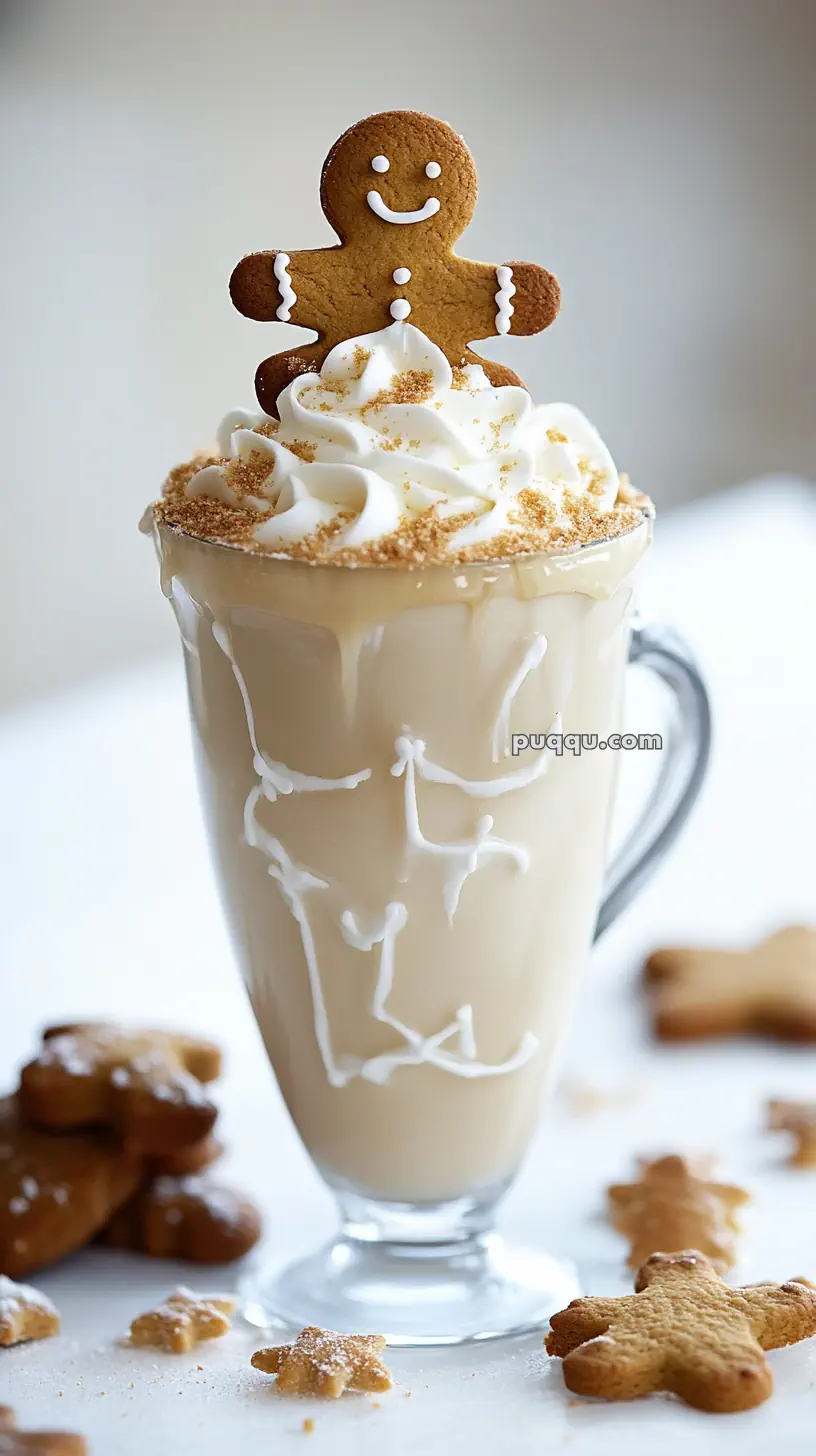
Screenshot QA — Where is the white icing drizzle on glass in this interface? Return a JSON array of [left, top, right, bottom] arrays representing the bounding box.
[[391, 735, 530, 922], [243, 783, 354, 1088], [273, 253, 297, 322], [495, 265, 515, 335], [392, 267, 411, 285], [366, 192, 441, 225], [492, 633, 548, 762], [210, 616, 544, 1090], [407, 715, 561, 799], [390, 299, 411, 321], [340, 903, 537, 1084], [212, 620, 372, 1089]]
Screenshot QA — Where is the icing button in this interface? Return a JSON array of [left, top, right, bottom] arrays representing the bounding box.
[[390, 299, 412, 321], [392, 267, 412, 285]]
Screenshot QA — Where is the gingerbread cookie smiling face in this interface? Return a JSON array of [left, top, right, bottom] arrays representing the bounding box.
[[230, 109, 561, 413], [321, 111, 476, 246]]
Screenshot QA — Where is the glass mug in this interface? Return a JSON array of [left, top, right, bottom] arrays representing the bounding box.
[[154, 516, 710, 1345]]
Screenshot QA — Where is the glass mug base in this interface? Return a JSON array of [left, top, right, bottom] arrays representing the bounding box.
[[239, 1195, 580, 1347]]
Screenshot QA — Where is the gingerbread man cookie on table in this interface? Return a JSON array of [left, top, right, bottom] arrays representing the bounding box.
[[230, 109, 560, 414]]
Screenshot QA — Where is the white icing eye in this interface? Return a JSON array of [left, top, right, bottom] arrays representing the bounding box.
[[425, 161, 441, 179], [371, 155, 390, 173]]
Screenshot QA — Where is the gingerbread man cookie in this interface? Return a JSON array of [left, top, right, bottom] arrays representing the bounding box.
[[0, 1094, 141, 1279], [607, 1155, 749, 1271], [546, 1250, 816, 1413], [101, 1174, 262, 1263], [19, 1022, 221, 1155], [230, 109, 560, 413], [645, 927, 816, 1041]]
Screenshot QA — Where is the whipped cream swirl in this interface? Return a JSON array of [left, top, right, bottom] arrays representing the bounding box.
[[185, 323, 621, 556]]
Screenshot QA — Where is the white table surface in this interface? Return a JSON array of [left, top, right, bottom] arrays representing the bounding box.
[[2, 477, 816, 1454]]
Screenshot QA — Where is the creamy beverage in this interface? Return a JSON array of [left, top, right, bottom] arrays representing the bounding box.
[[150, 322, 652, 1206]]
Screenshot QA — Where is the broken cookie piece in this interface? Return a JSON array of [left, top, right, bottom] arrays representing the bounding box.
[[129, 1286, 236, 1353]]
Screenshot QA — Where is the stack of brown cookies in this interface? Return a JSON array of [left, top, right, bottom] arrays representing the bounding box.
[[0, 1022, 261, 1279]]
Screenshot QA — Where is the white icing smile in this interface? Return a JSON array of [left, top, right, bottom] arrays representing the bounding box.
[[366, 191, 441, 225]]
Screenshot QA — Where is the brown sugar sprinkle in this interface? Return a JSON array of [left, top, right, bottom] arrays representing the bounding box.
[[154, 444, 650, 564], [302, 1418, 315, 1433], [286, 439, 318, 463], [451, 365, 470, 390], [516, 487, 557, 532], [547, 428, 568, 444], [363, 369, 434, 415], [156, 492, 267, 546], [351, 346, 371, 380], [254, 421, 280, 439], [488, 414, 515, 450]]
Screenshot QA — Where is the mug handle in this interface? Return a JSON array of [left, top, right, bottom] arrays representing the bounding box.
[[594, 618, 712, 939]]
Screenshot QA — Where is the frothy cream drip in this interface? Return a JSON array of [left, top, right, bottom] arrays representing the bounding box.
[[185, 322, 621, 558]]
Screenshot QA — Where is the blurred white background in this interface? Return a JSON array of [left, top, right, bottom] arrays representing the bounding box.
[[0, 0, 813, 706]]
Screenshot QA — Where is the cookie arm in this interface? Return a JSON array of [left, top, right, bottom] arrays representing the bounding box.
[[452, 259, 560, 347], [230, 250, 330, 331], [545, 1297, 621, 1357], [743, 1281, 816, 1350], [499, 261, 561, 336]]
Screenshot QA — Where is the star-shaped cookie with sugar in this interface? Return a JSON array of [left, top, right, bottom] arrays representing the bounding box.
[[645, 926, 816, 1040], [129, 1287, 236, 1354], [607, 1155, 749, 1271], [0, 1276, 60, 1347], [546, 1250, 816, 1412], [251, 1326, 393, 1398]]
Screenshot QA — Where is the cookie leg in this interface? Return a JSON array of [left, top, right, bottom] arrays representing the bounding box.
[[669, 1343, 773, 1413], [462, 348, 524, 390], [561, 1337, 662, 1403], [255, 344, 329, 417]]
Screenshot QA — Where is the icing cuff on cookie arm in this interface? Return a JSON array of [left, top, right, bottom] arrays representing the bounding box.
[[456, 259, 562, 342], [230, 249, 330, 332]]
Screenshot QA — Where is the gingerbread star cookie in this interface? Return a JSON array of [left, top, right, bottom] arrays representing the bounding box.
[[0, 1406, 86, 1455], [251, 1326, 393, 1398], [0, 1094, 141, 1279], [230, 109, 560, 413], [767, 1099, 816, 1167], [129, 1286, 236, 1353], [608, 1155, 749, 1271], [20, 1023, 221, 1154], [0, 1276, 59, 1347], [645, 927, 816, 1040], [546, 1250, 816, 1413], [101, 1174, 262, 1263]]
